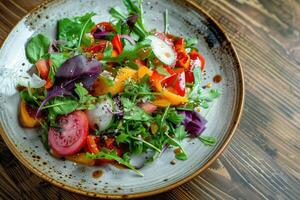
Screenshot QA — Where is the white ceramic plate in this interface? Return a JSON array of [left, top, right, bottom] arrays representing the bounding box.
[[0, 0, 244, 198]]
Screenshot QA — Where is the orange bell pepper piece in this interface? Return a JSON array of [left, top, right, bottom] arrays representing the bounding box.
[[19, 100, 40, 128], [137, 65, 153, 80], [65, 153, 95, 166]]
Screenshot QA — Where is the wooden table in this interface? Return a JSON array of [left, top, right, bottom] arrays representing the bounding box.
[[1, 0, 300, 199]]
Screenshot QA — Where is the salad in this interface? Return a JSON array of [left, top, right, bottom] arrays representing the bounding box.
[[18, 0, 220, 176]]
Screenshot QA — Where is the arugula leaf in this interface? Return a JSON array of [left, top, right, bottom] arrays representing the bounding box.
[[199, 135, 217, 146], [74, 83, 97, 110], [103, 39, 151, 63], [86, 149, 143, 176], [57, 13, 95, 48], [116, 132, 130, 145], [25, 34, 50, 63], [165, 133, 188, 161], [166, 108, 184, 124], [185, 37, 198, 49], [175, 125, 187, 142], [122, 79, 155, 102], [200, 89, 221, 102], [121, 97, 152, 121]]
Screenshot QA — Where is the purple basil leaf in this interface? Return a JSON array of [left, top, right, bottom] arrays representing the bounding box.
[[36, 55, 102, 116], [126, 14, 138, 29], [93, 30, 110, 39], [179, 110, 207, 138]]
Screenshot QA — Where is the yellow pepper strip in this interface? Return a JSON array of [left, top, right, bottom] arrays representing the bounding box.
[[137, 65, 153, 80], [93, 67, 137, 96], [161, 89, 188, 105], [19, 100, 40, 128], [152, 98, 171, 107]]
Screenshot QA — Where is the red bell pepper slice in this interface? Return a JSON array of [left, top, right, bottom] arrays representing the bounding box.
[[86, 135, 100, 154], [174, 38, 185, 52], [185, 70, 194, 83], [112, 34, 123, 55], [155, 66, 186, 96], [84, 41, 107, 53], [190, 49, 206, 71]]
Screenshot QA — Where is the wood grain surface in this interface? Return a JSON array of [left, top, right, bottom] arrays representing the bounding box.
[[0, 0, 300, 199]]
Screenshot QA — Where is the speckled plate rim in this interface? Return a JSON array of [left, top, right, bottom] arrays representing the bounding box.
[[0, 0, 245, 199]]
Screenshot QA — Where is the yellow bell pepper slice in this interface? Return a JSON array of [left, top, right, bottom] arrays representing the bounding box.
[[93, 67, 137, 96], [137, 65, 153, 80]]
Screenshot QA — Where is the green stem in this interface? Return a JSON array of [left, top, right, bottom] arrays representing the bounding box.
[[164, 9, 169, 34], [77, 17, 91, 49]]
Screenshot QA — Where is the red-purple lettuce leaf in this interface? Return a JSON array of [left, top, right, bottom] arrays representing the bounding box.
[[179, 110, 207, 138], [36, 55, 102, 115]]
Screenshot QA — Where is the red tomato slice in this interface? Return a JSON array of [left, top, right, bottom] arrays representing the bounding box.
[[48, 111, 88, 156], [86, 135, 100, 154], [112, 34, 123, 55], [35, 59, 49, 80]]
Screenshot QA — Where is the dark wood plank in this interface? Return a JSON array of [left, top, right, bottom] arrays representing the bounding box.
[[0, 0, 299, 199]]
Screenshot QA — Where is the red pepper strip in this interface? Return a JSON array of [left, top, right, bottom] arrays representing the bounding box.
[[152, 66, 186, 96], [86, 135, 100, 154], [176, 51, 190, 69], [174, 38, 185, 52], [112, 35, 123, 55], [84, 41, 107, 53], [190, 49, 206, 71], [185, 70, 194, 83]]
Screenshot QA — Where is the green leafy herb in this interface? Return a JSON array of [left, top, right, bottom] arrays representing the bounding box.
[[109, 0, 148, 39], [174, 125, 187, 142], [46, 97, 79, 115], [199, 135, 217, 146], [200, 89, 221, 102], [185, 37, 198, 49], [57, 13, 95, 48], [25, 34, 50, 63], [116, 132, 130, 145], [86, 150, 143, 176], [166, 108, 184, 124], [103, 39, 151, 63], [121, 97, 152, 121]]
